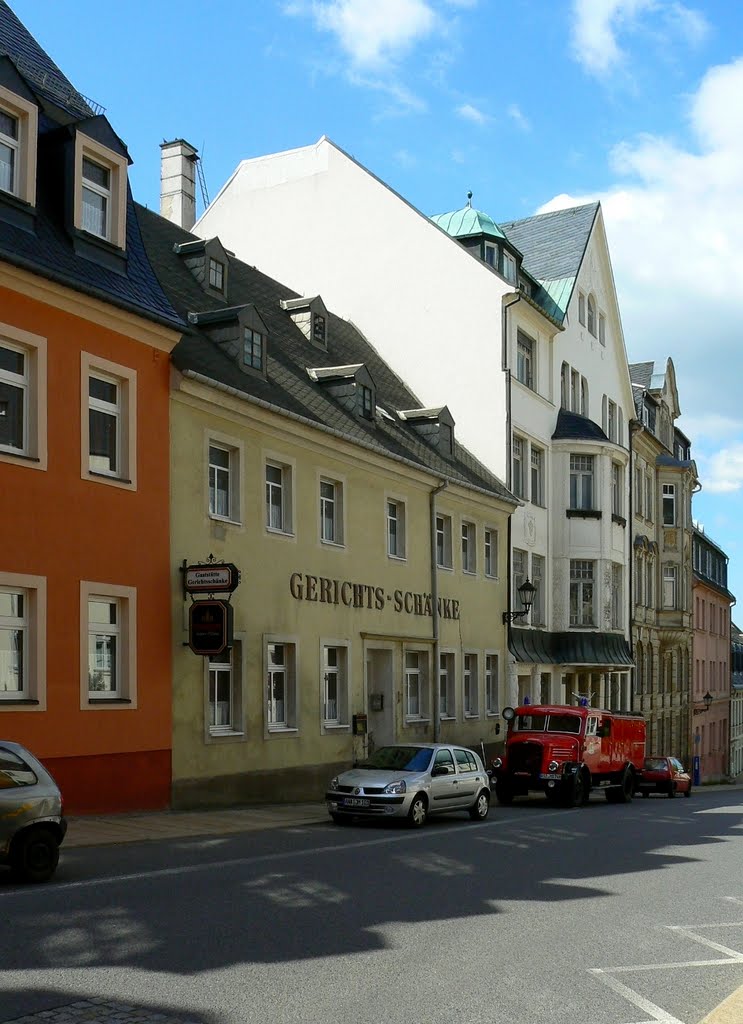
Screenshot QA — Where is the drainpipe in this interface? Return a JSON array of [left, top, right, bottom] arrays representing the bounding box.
[[628, 421, 637, 712], [431, 480, 448, 742], [502, 292, 521, 694]]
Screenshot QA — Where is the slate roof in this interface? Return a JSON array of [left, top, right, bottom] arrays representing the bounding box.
[[498, 203, 599, 285], [628, 361, 654, 391], [0, 3, 183, 330], [509, 628, 633, 667], [551, 409, 609, 443], [137, 206, 516, 503]]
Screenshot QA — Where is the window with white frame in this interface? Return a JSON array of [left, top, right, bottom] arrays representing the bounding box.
[[322, 644, 348, 727], [320, 478, 344, 545], [484, 243, 496, 267], [646, 471, 654, 520], [1, 324, 46, 467], [0, 588, 25, 698], [516, 331, 535, 390], [612, 463, 623, 517], [513, 548, 527, 610], [587, 295, 596, 336], [436, 514, 453, 569], [531, 554, 545, 626], [599, 313, 606, 346], [569, 454, 594, 510], [0, 109, 18, 197], [570, 560, 595, 626], [502, 250, 516, 283], [81, 156, 111, 239], [484, 528, 497, 578], [461, 521, 476, 574], [485, 653, 499, 715], [560, 362, 569, 408], [463, 653, 479, 717], [607, 399, 617, 442], [405, 650, 427, 720], [530, 445, 544, 506], [662, 484, 676, 526], [82, 582, 135, 707], [75, 135, 127, 249], [611, 564, 623, 629], [83, 355, 135, 488], [662, 565, 677, 609], [87, 597, 119, 697], [266, 640, 296, 730], [0, 89, 36, 206], [439, 651, 455, 719], [512, 436, 525, 499], [208, 647, 238, 734], [635, 552, 643, 607], [571, 369, 579, 412], [209, 444, 233, 520], [646, 559, 654, 607], [581, 377, 589, 417], [244, 326, 264, 372], [265, 461, 292, 534], [208, 258, 224, 292], [578, 292, 586, 326], [634, 466, 642, 517], [387, 499, 406, 559]]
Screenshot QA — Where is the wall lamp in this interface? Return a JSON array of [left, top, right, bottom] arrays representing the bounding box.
[[503, 578, 537, 624], [701, 690, 713, 712]]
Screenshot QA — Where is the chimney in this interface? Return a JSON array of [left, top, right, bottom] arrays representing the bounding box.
[[160, 139, 198, 230]]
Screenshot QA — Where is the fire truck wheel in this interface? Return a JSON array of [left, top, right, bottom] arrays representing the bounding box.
[[566, 771, 585, 808], [495, 782, 513, 805]]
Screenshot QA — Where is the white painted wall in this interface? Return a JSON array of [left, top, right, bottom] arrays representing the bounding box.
[[195, 137, 511, 480]]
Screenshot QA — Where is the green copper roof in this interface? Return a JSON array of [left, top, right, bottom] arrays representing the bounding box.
[[431, 205, 506, 241], [536, 276, 575, 321]]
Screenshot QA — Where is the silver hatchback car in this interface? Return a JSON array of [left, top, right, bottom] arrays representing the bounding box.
[[326, 743, 490, 827], [0, 740, 67, 883]]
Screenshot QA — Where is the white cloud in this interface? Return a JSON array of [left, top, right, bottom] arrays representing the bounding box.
[[507, 103, 531, 132], [456, 103, 489, 124], [698, 444, 743, 495], [304, 0, 439, 70], [569, 0, 708, 76]]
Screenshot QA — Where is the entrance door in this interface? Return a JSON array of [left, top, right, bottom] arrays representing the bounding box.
[[366, 648, 394, 751]]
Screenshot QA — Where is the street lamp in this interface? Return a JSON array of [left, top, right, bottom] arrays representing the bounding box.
[[702, 690, 713, 711], [503, 578, 537, 624]]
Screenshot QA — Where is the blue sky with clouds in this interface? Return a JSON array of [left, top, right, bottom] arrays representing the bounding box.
[[13, 0, 743, 604]]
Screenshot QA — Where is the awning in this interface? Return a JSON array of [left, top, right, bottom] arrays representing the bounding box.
[[509, 628, 634, 667]]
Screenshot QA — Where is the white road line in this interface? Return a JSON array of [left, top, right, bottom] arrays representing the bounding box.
[[589, 969, 686, 1024], [667, 925, 743, 960], [602, 957, 738, 973]]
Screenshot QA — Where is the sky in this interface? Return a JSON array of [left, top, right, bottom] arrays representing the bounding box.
[[11, 0, 743, 604]]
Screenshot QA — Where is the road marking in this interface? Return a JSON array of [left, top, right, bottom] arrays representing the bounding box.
[[666, 925, 743, 961], [589, 969, 686, 1024]]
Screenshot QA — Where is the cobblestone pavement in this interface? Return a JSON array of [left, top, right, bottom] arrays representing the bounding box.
[[5, 1000, 202, 1024]]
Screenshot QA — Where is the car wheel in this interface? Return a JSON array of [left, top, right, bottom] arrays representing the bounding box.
[[330, 813, 350, 825], [10, 827, 59, 884], [668, 783, 676, 799], [495, 782, 514, 805], [469, 790, 490, 821], [407, 794, 428, 828], [684, 785, 692, 798]]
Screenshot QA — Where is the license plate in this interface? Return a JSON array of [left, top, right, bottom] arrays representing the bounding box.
[[540, 773, 561, 780], [343, 797, 370, 808]]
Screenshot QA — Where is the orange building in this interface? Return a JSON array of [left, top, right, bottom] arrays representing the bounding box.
[[0, 8, 182, 811]]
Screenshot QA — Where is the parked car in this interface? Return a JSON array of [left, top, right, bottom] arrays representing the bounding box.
[[0, 741, 67, 882], [639, 756, 692, 798], [326, 743, 491, 827]]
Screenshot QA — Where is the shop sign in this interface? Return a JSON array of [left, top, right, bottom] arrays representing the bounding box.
[[289, 572, 460, 620], [184, 562, 240, 594], [188, 599, 233, 655]]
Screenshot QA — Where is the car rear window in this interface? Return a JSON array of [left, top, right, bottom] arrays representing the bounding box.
[[644, 758, 667, 771], [0, 747, 38, 787], [454, 748, 478, 772]]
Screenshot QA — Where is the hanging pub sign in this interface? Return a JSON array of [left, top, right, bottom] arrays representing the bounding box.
[[183, 562, 240, 595], [188, 599, 233, 656]]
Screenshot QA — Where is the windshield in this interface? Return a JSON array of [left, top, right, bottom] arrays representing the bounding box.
[[644, 757, 667, 771], [546, 714, 582, 734], [359, 746, 433, 772], [513, 713, 582, 734]]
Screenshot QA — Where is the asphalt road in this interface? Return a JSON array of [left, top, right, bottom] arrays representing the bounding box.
[[2, 789, 743, 1024]]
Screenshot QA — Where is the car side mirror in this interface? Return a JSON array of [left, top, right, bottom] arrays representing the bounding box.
[[431, 765, 449, 777]]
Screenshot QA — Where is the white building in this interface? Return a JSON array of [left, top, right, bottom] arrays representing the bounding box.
[[191, 136, 636, 711]]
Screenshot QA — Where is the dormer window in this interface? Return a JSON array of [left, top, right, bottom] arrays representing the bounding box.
[[484, 243, 497, 267], [360, 384, 374, 420], [440, 422, 453, 456], [313, 313, 326, 346], [244, 326, 264, 371], [281, 296, 329, 350], [0, 84, 38, 208], [74, 134, 127, 250], [502, 251, 516, 283], [0, 111, 18, 194], [81, 157, 110, 239], [209, 257, 224, 292]]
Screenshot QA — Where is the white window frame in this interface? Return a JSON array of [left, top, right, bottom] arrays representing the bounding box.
[[205, 636, 245, 740], [80, 581, 136, 709], [461, 520, 476, 574], [0, 325, 46, 470], [512, 435, 525, 500], [611, 563, 623, 629], [569, 454, 594, 510], [516, 332, 535, 391], [662, 483, 676, 526], [485, 651, 500, 716], [578, 292, 586, 326], [439, 650, 456, 720], [320, 639, 351, 731], [0, 85, 38, 206], [0, 572, 46, 710], [81, 353, 136, 490], [319, 475, 345, 546], [265, 636, 298, 734], [531, 554, 545, 626], [436, 513, 453, 569], [484, 528, 498, 579], [560, 362, 569, 408], [612, 462, 623, 517], [598, 312, 606, 346], [404, 647, 429, 723], [513, 548, 527, 613], [570, 560, 595, 627], [386, 496, 406, 560], [530, 445, 544, 506], [587, 294, 596, 336], [463, 651, 479, 718], [265, 457, 294, 536], [502, 250, 517, 283], [74, 133, 127, 249], [663, 565, 677, 609]]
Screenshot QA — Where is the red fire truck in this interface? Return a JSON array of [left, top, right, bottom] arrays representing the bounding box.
[[490, 701, 646, 807]]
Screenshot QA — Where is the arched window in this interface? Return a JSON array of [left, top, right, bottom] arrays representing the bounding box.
[[587, 295, 596, 336], [560, 362, 569, 408], [635, 642, 643, 695]]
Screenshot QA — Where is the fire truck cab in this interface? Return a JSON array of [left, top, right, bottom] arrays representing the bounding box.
[[490, 701, 646, 807]]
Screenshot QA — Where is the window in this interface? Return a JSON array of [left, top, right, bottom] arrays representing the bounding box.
[[512, 436, 525, 499], [266, 640, 297, 731], [461, 521, 476, 574], [320, 478, 343, 545], [530, 446, 544, 506], [322, 644, 349, 728], [484, 528, 497, 578], [81, 582, 135, 708], [0, 86, 37, 206], [208, 648, 238, 735], [266, 461, 293, 534], [502, 250, 516, 283], [571, 369, 579, 412], [436, 514, 453, 569], [578, 292, 586, 326], [313, 313, 326, 346], [599, 313, 606, 346], [209, 444, 232, 519], [387, 499, 406, 559], [359, 384, 374, 420], [581, 377, 589, 417], [612, 463, 623, 517], [485, 653, 500, 715], [560, 363, 569, 408], [513, 548, 527, 610], [646, 560, 654, 607], [0, 323, 46, 468], [635, 553, 643, 607], [405, 650, 428, 720], [75, 135, 128, 249], [662, 484, 676, 526], [531, 554, 545, 626], [208, 258, 224, 292], [439, 652, 455, 719], [569, 454, 594, 510], [244, 327, 264, 371], [663, 565, 677, 609], [463, 653, 478, 717], [0, 589, 25, 698], [0, 341, 26, 454], [570, 560, 595, 626], [646, 472, 654, 520], [516, 332, 535, 390], [611, 564, 622, 629], [484, 243, 496, 267], [82, 355, 136, 489], [587, 295, 596, 336], [439, 421, 453, 456]]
